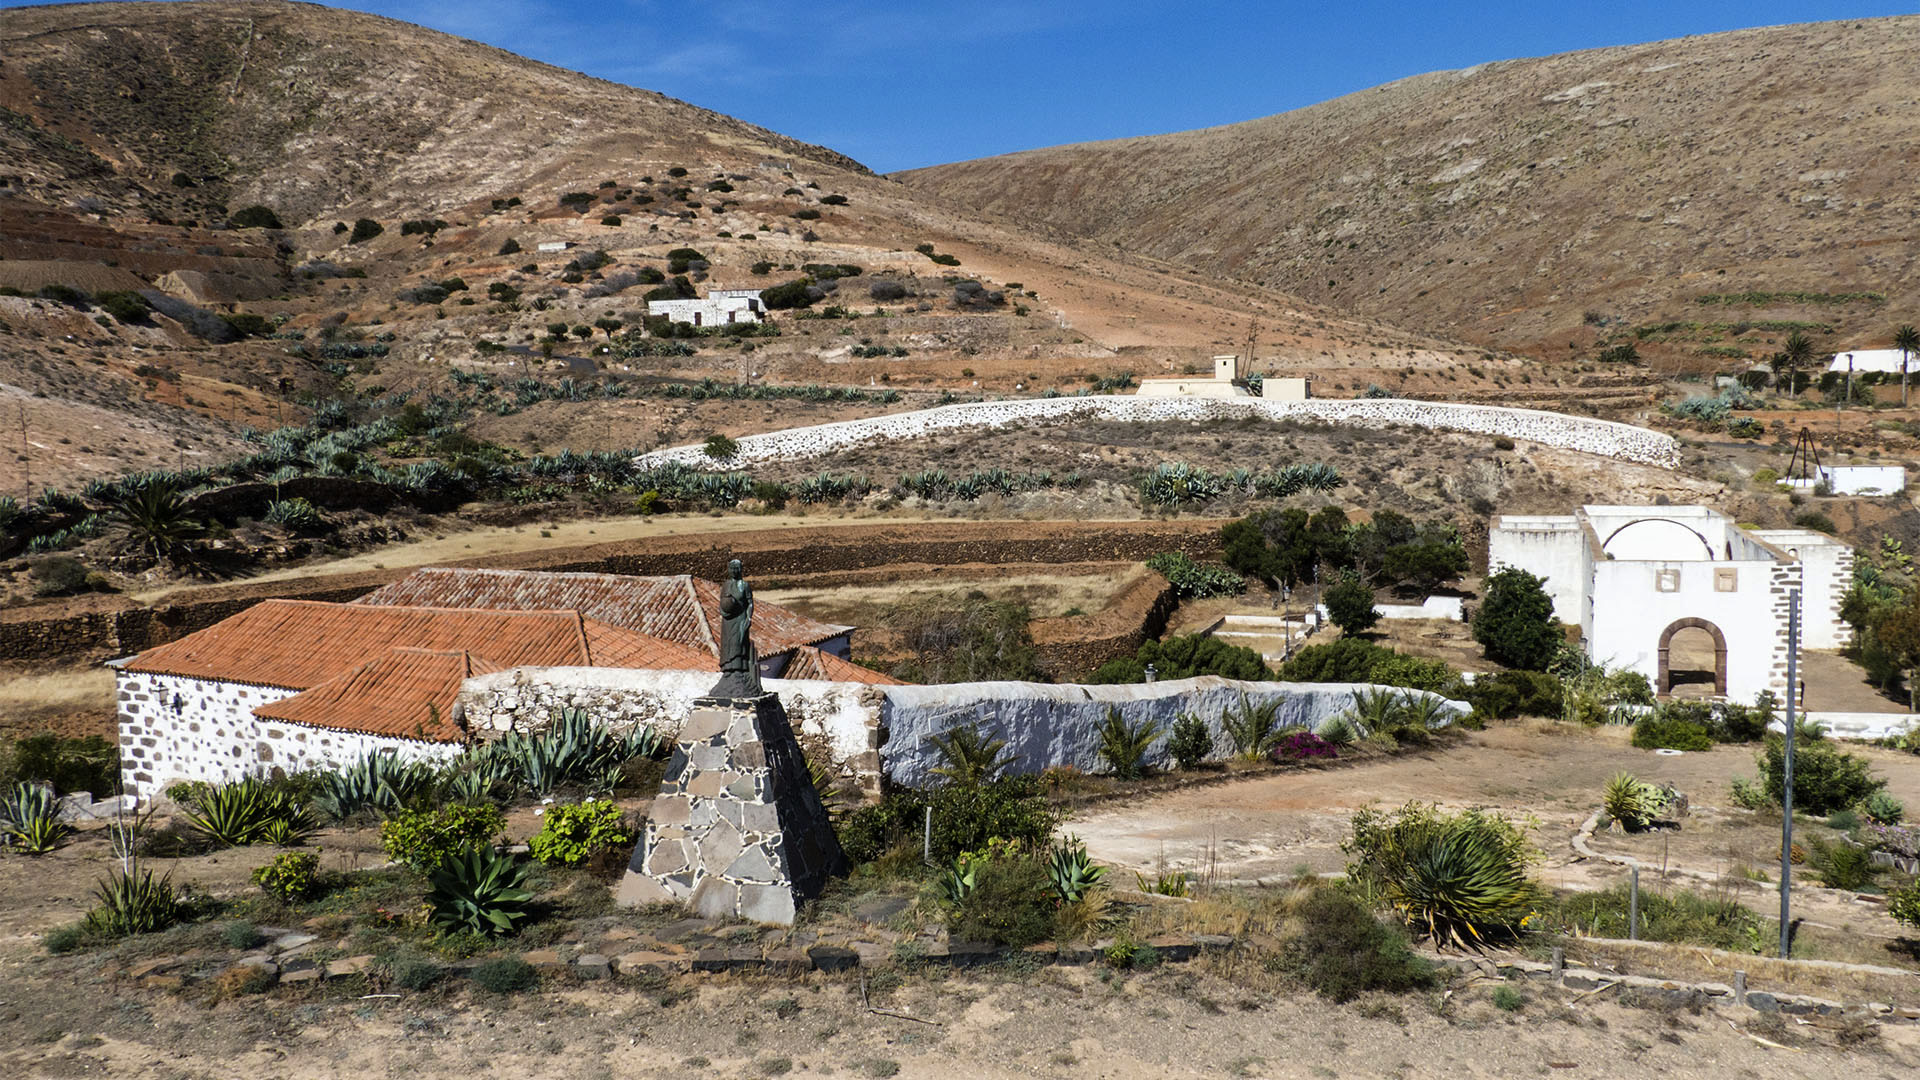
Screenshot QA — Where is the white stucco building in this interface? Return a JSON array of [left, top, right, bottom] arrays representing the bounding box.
[[1826, 348, 1912, 375], [647, 287, 765, 327], [1135, 355, 1310, 400], [1489, 506, 1852, 702]]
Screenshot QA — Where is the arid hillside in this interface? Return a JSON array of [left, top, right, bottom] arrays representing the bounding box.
[[0, 0, 1482, 494], [900, 16, 1920, 364]]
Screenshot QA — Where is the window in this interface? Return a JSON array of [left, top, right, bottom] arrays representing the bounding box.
[[1715, 568, 1738, 593], [1655, 569, 1681, 593]]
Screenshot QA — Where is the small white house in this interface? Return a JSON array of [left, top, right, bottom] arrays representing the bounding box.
[[1826, 348, 1913, 374], [1135, 356, 1311, 400], [536, 241, 573, 254], [648, 289, 765, 327], [1489, 505, 1852, 702]]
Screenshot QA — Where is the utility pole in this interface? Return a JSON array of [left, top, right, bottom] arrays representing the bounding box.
[[1778, 588, 1802, 959]]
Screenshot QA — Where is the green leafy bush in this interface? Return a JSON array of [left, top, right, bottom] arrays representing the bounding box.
[[702, 433, 739, 461], [1759, 736, 1884, 815], [427, 848, 534, 937], [229, 205, 283, 229], [838, 777, 1054, 865], [471, 956, 539, 992], [381, 803, 505, 870], [1453, 669, 1564, 721], [95, 290, 152, 324], [4, 733, 119, 796], [348, 218, 383, 244], [1631, 712, 1715, 752], [1323, 571, 1378, 636], [1165, 712, 1213, 769], [1345, 803, 1541, 950], [947, 853, 1053, 946], [1472, 568, 1561, 671], [1809, 838, 1877, 891], [528, 800, 632, 866], [1891, 879, 1920, 929], [1279, 886, 1437, 1002], [1144, 551, 1245, 599], [1088, 633, 1270, 684], [1861, 791, 1905, 825], [251, 850, 322, 902]]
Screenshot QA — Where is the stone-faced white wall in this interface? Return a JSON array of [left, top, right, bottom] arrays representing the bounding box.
[[457, 667, 886, 794], [116, 671, 463, 799], [1751, 529, 1855, 650], [632, 397, 1681, 472]]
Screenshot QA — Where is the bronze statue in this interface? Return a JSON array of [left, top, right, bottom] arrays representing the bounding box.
[[710, 558, 763, 697]]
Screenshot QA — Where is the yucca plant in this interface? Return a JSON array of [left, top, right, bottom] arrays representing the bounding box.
[[1095, 708, 1163, 780], [2, 782, 69, 854], [928, 723, 1012, 786], [427, 847, 534, 937], [1346, 803, 1542, 951], [85, 868, 181, 936], [1047, 837, 1107, 903], [1221, 695, 1282, 759], [1601, 773, 1669, 833]]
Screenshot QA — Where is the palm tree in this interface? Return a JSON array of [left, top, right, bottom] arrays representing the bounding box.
[[1779, 330, 1817, 398], [1896, 324, 1920, 407], [927, 723, 1011, 786]]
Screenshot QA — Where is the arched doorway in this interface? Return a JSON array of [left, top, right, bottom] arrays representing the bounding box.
[[1657, 618, 1727, 697]]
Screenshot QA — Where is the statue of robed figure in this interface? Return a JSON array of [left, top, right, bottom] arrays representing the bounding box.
[[709, 558, 764, 698]]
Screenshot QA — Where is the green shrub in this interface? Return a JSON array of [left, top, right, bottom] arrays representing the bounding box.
[[348, 218, 383, 244], [317, 751, 435, 819], [393, 958, 445, 990], [760, 279, 815, 310], [1760, 736, 1883, 815], [95, 290, 152, 324], [42, 924, 88, 954], [471, 956, 539, 992], [381, 804, 505, 870], [251, 850, 322, 903], [947, 854, 1053, 947], [1095, 708, 1162, 780], [37, 283, 88, 307], [229, 205, 283, 229], [1891, 879, 1920, 928], [1631, 713, 1714, 752], [1166, 712, 1213, 769], [4, 732, 118, 796], [1861, 791, 1905, 825], [1455, 669, 1563, 721], [1279, 886, 1437, 1002], [1088, 633, 1270, 684], [528, 800, 632, 866], [1323, 571, 1379, 636], [702, 433, 739, 461], [1793, 511, 1838, 535], [1538, 883, 1762, 951], [1809, 838, 1877, 891], [1345, 803, 1541, 949], [1144, 551, 1245, 599], [1472, 568, 1561, 670], [1491, 985, 1528, 1011], [427, 848, 534, 937], [838, 777, 1054, 865]]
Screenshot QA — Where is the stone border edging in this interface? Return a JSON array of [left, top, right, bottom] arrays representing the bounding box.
[[1574, 808, 1899, 907], [634, 397, 1681, 470]]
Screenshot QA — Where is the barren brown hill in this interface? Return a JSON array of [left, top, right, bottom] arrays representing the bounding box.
[[0, 0, 1485, 495], [900, 16, 1920, 365]]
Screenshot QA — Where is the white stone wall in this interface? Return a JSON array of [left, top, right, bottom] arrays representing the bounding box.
[[1586, 557, 1791, 702], [647, 297, 763, 325], [116, 672, 463, 799], [632, 397, 1681, 471], [457, 667, 885, 791], [1488, 516, 1594, 624], [1749, 530, 1853, 650]]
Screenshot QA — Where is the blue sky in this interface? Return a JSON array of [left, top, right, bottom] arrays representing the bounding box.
[[11, 2, 1915, 171]]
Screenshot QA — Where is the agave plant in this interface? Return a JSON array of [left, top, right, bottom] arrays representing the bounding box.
[[928, 723, 1012, 787], [180, 778, 278, 847], [1048, 837, 1108, 903], [1221, 695, 1282, 759], [1346, 803, 1541, 951], [263, 497, 324, 532], [427, 848, 534, 937], [110, 481, 206, 562], [1095, 708, 1163, 780], [1601, 773, 1669, 833], [1135, 870, 1193, 898], [318, 752, 435, 820], [1316, 715, 1357, 748], [1, 782, 69, 854], [939, 852, 980, 904]]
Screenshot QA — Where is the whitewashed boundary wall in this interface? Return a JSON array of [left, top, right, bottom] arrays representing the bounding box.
[[458, 669, 1467, 793], [634, 398, 1680, 470], [116, 672, 463, 799]]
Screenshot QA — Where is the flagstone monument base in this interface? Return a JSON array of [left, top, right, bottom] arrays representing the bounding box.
[[616, 692, 846, 924]]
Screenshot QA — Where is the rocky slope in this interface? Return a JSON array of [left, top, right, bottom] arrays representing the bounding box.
[[900, 17, 1920, 363]]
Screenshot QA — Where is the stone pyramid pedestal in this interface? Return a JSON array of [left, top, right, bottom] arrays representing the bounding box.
[[616, 692, 846, 924]]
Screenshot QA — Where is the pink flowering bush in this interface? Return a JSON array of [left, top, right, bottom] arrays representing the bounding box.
[[1270, 731, 1338, 763]]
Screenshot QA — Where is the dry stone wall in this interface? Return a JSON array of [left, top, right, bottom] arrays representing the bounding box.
[[635, 397, 1680, 470]]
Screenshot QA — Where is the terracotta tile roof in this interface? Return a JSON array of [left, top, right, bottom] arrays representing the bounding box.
[[355, 568, 851, 654], [253, 648, 498, 742], [121, 600, 708, 688], [781, 646, 908, 686]]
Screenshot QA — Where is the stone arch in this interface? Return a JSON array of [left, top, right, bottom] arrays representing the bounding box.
[[1657, 617, 1727, 696], [1601, 518, 1717, 560]]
